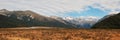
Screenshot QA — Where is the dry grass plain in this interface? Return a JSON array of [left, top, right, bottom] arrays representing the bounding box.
[[0, 28, 120, 40]]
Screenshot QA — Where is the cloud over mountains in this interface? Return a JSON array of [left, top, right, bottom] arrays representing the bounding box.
[[0, 0, 119, 16]]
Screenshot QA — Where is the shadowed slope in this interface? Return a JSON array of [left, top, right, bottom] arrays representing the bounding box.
[[92, 13, 120, 29], [0, 9, 75, 28]]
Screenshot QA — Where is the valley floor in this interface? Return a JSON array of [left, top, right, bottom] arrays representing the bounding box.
[[0, 28, 120, 40]]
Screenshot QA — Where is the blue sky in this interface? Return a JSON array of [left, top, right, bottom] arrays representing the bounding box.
[[64, 6, 110, 18], [0, 0, 119, 19]]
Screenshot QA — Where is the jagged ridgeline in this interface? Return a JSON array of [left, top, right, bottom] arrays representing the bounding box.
[[92, 13, 120, 29], [0, 9, 76, 28]]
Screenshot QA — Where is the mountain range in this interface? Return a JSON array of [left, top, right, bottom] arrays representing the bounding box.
[[50, 16, 99, 28], [0, 9, 75, 28], [0, 9, 119, 29]]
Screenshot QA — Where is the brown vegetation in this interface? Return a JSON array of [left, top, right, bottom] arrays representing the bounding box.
[[0, 28, 120, 40]]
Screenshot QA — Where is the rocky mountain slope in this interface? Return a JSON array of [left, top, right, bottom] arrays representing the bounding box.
[[64, 17, 98, 28], [92, 13, 120, 29], [0, 9, 75, 28], [50, 16, 98, 28]]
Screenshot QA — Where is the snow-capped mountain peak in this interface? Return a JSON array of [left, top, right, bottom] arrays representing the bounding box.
[[50, 16, 99, 28], [63, 17, 74, 20]]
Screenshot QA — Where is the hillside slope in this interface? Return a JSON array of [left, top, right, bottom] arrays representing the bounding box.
[[92, 13, 120, 29], [0, 9, 75, 28]]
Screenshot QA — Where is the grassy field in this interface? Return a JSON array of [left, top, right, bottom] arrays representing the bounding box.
[[0, 28, 120, 40]]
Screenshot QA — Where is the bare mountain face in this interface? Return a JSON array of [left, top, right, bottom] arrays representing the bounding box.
[[64, 17, 98, 28], [92, 13, 120, 29], [0, 9, 75, 28], [50, 16, 98, 28]]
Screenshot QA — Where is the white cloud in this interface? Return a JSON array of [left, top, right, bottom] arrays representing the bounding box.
[[108, 11, 119, 15], [90, 0, 120, 11], [79, 16, 100, 19], [0, 0, 119, 16]]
